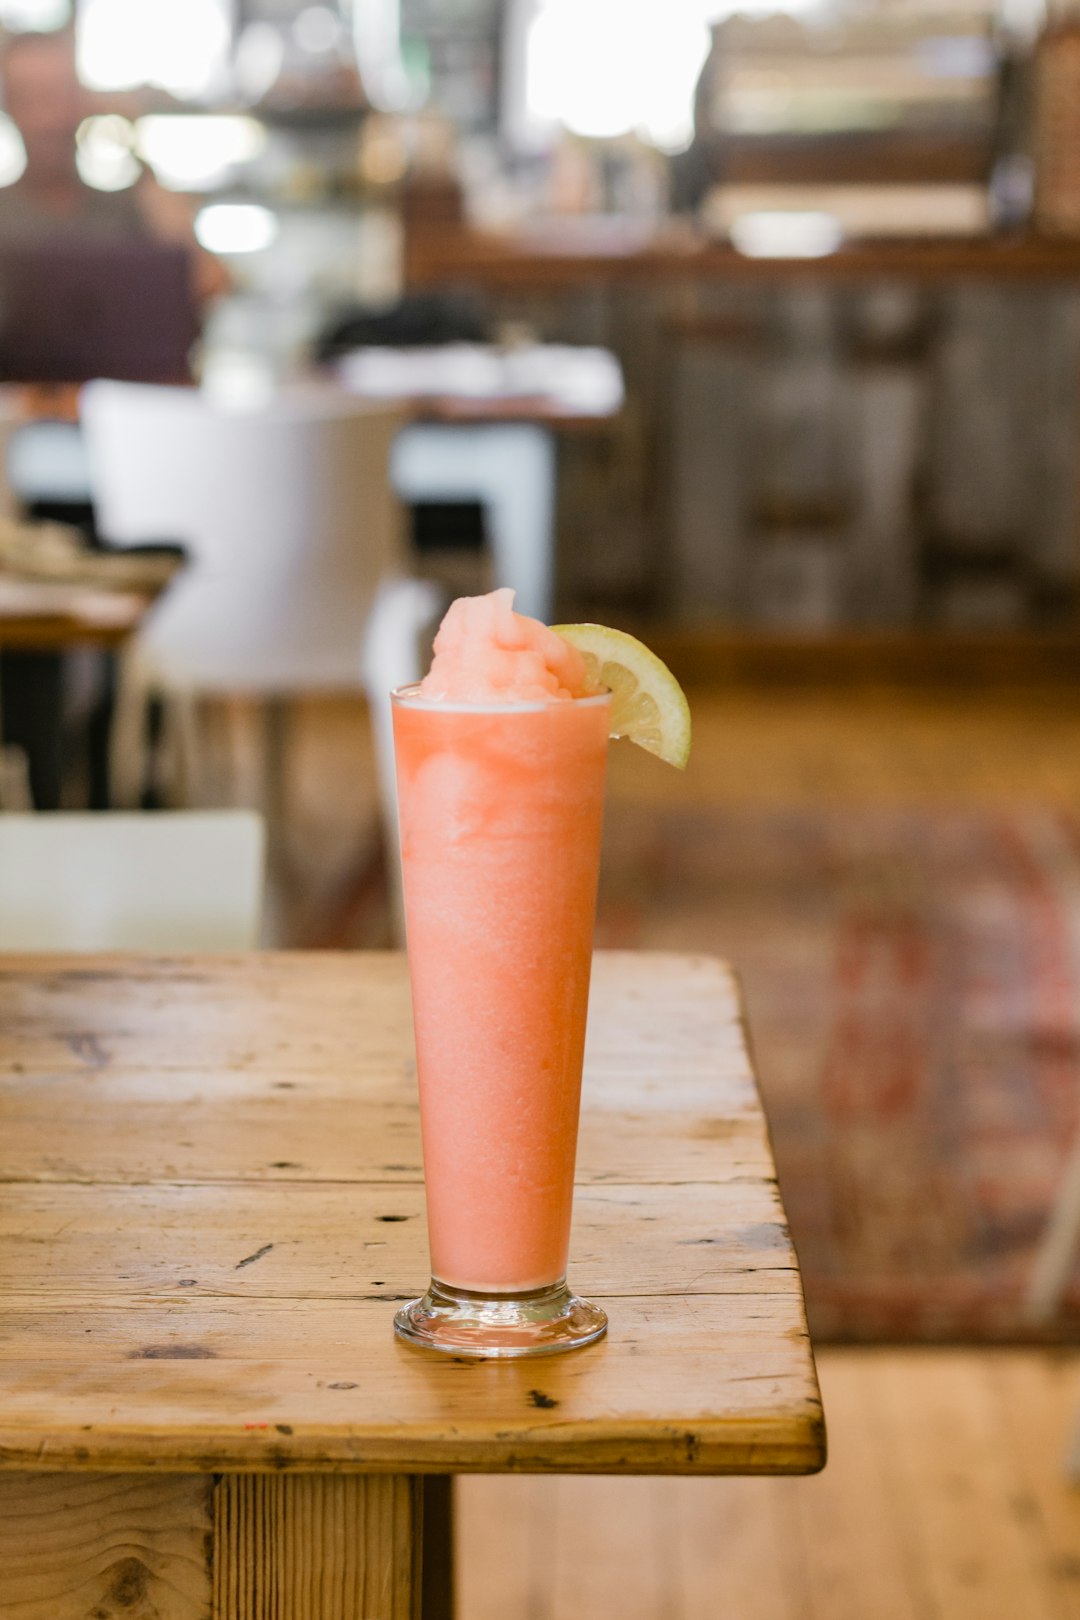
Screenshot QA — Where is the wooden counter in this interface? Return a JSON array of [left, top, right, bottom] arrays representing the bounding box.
[[408, 224, 1080, 293]]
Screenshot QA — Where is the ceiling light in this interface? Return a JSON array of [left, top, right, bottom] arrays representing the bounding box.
[[194, 203, 279, 256]]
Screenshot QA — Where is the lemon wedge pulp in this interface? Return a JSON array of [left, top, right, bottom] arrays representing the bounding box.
[[552, 623, 691, 770]]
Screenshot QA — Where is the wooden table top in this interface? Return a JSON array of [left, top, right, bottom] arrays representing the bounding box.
[[0, 951, 824, 1478], [0, 583, 154, 650], [402, 393, 617, 430]]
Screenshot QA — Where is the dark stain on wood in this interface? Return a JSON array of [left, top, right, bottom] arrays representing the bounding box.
[[376, 1214, 408, 1223], [269, 1161, 302, 1169], [741, 1222, 791, 1249], [65, 1032, 109, 1067], [234, 1242, 274, 1269], [529, 1390, 558, 1409], [275, 1423, 294, 1435], [128, 1344, 217, 1360], [177, 1277, 198, 1287], [329, 1380, 358, 1390]]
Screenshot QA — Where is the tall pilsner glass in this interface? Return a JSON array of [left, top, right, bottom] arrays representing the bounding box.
[[391, 684, 611, 1356]]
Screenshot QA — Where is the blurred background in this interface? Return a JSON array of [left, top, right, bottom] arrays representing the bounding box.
[[7, 1, 1080, 1615]]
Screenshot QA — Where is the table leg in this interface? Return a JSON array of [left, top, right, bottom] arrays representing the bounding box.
[[0, 650, 64, 809], [213, 1474, 423, 1619], [0, 1472, 425, 1619], [85, 649, 117, 809], [421, 1476, 456, 1620]]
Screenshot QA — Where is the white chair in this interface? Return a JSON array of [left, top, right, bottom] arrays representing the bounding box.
[[0, 810, 264, 950], [79, 382, 441, 859]]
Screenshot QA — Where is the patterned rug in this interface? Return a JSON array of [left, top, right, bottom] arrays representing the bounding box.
[[594, 803, 1080, 1343]]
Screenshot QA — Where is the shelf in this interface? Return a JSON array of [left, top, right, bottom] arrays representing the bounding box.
[[407, 225, 1080, 291]]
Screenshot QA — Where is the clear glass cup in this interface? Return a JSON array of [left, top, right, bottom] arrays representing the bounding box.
[[391, 683, 611, 1356]]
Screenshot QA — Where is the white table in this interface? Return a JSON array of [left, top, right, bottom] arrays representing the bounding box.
[[337, 343, 624, 622]]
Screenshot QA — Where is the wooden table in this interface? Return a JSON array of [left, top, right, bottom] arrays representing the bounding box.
[[0, 584, 156, 810], [0, 951, 824, 1618], [0, 581, 153, 652]]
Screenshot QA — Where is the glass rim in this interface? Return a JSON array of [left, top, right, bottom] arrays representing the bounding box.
[[391, 682, 612, 714]]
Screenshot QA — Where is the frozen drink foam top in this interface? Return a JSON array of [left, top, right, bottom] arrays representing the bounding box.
[[415, 587, 692, 767], [419, 588, 592, 703]]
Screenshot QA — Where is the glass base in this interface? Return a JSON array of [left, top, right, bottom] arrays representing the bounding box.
[[394, 1277, 608, 1359]]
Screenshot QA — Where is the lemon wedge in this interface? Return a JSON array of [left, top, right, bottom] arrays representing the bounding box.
[[552, 623, 692, 769]]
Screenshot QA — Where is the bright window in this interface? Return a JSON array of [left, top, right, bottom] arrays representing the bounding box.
[[77, 0, 232, 99], [0, 112, 26, 186], [517, 0, 832, 151], [0, 0, 71, 28]]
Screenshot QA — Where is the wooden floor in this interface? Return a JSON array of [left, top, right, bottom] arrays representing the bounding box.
[[266, 682, 1080, 832], [458, 1349, 1080, 1620], [238, 682, 1080, 946], [602, 685, 1080, 810]]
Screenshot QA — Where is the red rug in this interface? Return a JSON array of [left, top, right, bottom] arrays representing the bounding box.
[[595, 803, 1080, 1343]]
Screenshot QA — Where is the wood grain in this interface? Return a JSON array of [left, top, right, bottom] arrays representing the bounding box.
[[0, 1296, 821, 1476], [0, 1472, 421, 1620], [790, 1355, 928, 1620], [458, 1349, 1080, 1620], [212, 1475, 420, 1620], [875, 1355, 1060, 1620], [0, 952, 823, 1477], [0, 1473, 212, 1619], [0, 1181, 800, 1298]]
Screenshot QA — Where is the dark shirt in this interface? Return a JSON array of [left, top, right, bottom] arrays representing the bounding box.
[[0, 175, 150, 244]]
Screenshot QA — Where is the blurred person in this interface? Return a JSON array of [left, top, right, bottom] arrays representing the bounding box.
[[0, 31, 224, 811], [0, 27, 227, 302], [670, 22, 727, 215]]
